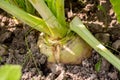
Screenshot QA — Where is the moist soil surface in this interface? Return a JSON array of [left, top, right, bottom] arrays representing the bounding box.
[[0, 0, 120, 80]]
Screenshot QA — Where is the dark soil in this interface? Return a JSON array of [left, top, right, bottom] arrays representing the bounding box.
[[0, 0, 120, 80]]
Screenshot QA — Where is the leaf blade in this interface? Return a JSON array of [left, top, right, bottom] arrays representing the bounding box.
[[110, 0, 120, 23], [0, 65, 21, 80], [70, 16, 120, 71]]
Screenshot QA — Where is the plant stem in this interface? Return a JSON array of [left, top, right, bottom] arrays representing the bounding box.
[[29, 0, 68, 38], [70, 16, 120, 71]]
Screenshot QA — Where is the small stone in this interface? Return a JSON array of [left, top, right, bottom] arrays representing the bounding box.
[[112, 40, 120, 50], [83, 4, 94, 12], [30, 68, 37, 76], [48, 64, 64, 73], [0, 44, 8, 56], [2, 16, 7, 22], [101, 58, 110, 71], [88, 23, 103, 33], [0, 22, 5, 26], [108, 72, 118, 80], [82, 59, 90, 67], [67, 11, 73, 18], [39, 55, 47, 64], [95, 33, 110, 44], [0, 31, 12, 43], [87, 74, 97, 80]]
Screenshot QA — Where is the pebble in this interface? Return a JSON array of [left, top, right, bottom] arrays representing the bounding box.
[[95, 33, 110, 44], [0, 44, 8, 56], [86, 74, 97, 80], [108, 72, 118, 80], [0, 31, 12, 43], [82, 59, 91, 67], [88, 23, 103, 33], [100, 58, 110, 71], [112, 40, 120, 50]]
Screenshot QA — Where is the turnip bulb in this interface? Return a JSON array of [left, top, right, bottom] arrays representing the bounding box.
[[37, 33, 92, 64]]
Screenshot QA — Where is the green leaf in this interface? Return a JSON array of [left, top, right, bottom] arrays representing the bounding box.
[[29, 0, 68, 38], [70, 16, 120, 71], [45, 0, 56, 16], [0, 65, 21, 80], [95, 60, 101, 72], [110, 0, 120, 23], [0, 1, 51, 36], [7, 0, 26, 10], [45, 0, 66, 27], [6, 0, 35, 14], [25, 0, 35, 14]]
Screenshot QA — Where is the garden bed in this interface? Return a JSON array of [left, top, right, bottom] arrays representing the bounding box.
[[0, 0, 120, 80]]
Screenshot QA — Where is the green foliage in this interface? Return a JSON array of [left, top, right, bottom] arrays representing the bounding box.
[[6, 0, 35, 14], [95, 60, 101, 72], [70, 16, 120, 71], [45, 0, 66, 27], [0, 1, 51, 36], [1, 0, 120, 71], [0, 65, 21, 80], [110, 0, 120, 23], [29, 0, 68, 38]]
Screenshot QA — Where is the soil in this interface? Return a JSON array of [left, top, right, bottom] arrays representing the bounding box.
[[0, 0, 120, 80]]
